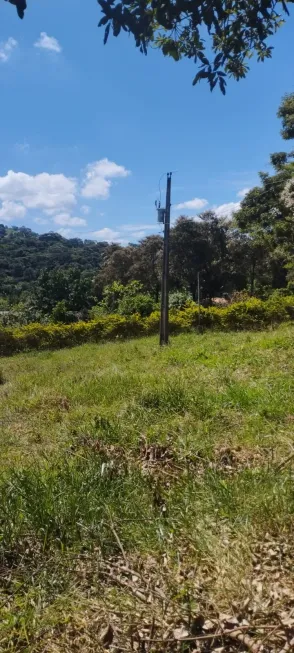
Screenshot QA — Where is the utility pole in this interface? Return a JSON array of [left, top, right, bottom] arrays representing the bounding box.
[[197, 270, 201, 330], [159, 172, 172, 346]]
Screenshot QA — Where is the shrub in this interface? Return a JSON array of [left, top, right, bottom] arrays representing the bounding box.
[[0, 303, 46, 328], [118, 293, 155, 317], [230, 290, 251, 303], [1, 296, 294, 357], [96, 281, 151, 315], [169, 290, 194, 310], [270, 288, 292, 299], [51, 301, 77, 324], [222, 298, 267, 330]]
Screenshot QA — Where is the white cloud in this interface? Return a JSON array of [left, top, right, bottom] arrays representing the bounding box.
[[34, 217, 49, 225], [53, 213, 87, 227], [0, 170, 77, 213], [34, 32, 62, 54], [0, 160, 130, 229], [121, 224, 155, 232], [58, 228, 74, 238], [0, 200, 26, 222], [44, 207, 64, 216], [237, 187, 251, 199], [90, 224, 156, 244], [92, 227, 120, 242], [81, 205, 90, 215], [0, 37, 18, 63], [214, 202, 240, 219], [81, 158, 130, 199], [175, 197, 209, 211], [120, 224, 156, 240], [129, 230, 147, 240]]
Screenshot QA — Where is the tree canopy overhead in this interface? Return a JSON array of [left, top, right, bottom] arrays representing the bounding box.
[[5, 0, 293, 93], [98, 0, 293, 92]]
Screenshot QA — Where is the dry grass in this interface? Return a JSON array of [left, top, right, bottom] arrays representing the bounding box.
[[1, 326, 294, 651]]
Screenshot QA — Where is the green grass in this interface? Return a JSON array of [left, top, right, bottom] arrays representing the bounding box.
[[1, 326, 294, 651]]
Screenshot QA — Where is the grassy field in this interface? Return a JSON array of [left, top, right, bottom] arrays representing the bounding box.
[[1, 326, 294, 651]]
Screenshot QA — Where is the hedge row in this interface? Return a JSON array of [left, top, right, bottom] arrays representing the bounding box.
[[1, 297, 294, 356]]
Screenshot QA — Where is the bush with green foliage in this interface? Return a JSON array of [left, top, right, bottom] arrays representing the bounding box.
[[51, 301, 77, 324], [1, 297, 294, 357], [118, 292, 155, 317], [169, 290, 194, 310], [92, 281, 156, 318], [0, 302, 47, 328]]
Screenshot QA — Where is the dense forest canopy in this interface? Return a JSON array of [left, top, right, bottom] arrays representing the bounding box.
[[0, 225, 108, 302]]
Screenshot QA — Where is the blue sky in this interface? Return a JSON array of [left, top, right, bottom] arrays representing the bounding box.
[[0, 0, 293, 243]]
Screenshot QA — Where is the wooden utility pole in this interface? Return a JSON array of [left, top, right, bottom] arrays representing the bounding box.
[[197, 271, 201, 330], [159, 172, 172, 346]]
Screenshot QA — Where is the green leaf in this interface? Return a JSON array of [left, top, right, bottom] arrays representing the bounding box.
[[104, 23, 111, 44], [219, 76, 226, 95], [192, 69, 210, 85], [197, 51, 209, 66], [213, 52, 223, 70], [210, 76, 218, 91], [98, 15, 109, 26], [113, 20, 121, 37]]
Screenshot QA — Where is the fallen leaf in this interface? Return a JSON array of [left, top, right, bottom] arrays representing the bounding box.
[[219, 613, 239, 628], [203, 619, 214, 632], [173, 626, 190, 640]]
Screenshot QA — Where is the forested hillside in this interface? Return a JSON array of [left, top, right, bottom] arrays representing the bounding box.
[[0, 226, 108, 301]]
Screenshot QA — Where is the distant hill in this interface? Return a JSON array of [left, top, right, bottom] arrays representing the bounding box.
[[0, 225, 108, 301]]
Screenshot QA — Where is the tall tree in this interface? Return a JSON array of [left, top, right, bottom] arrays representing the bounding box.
[[33, 267, 94, 314], [94, 236, 163, 300], [197, 210, 228, 298], [234, 100, 294, 292], [170, 217, 207, 299], [169, 214, 227, 299], [128, 235, 162, 300], [94, 245, 137, 298], [224, 226, 252, 293]]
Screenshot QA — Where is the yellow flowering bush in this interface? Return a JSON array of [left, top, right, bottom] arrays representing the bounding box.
[[1, 296, 294, 357]]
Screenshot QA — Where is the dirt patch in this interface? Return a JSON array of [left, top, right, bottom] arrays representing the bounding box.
[[211, 445, 271, 475], [69, 436, 272, 481]]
